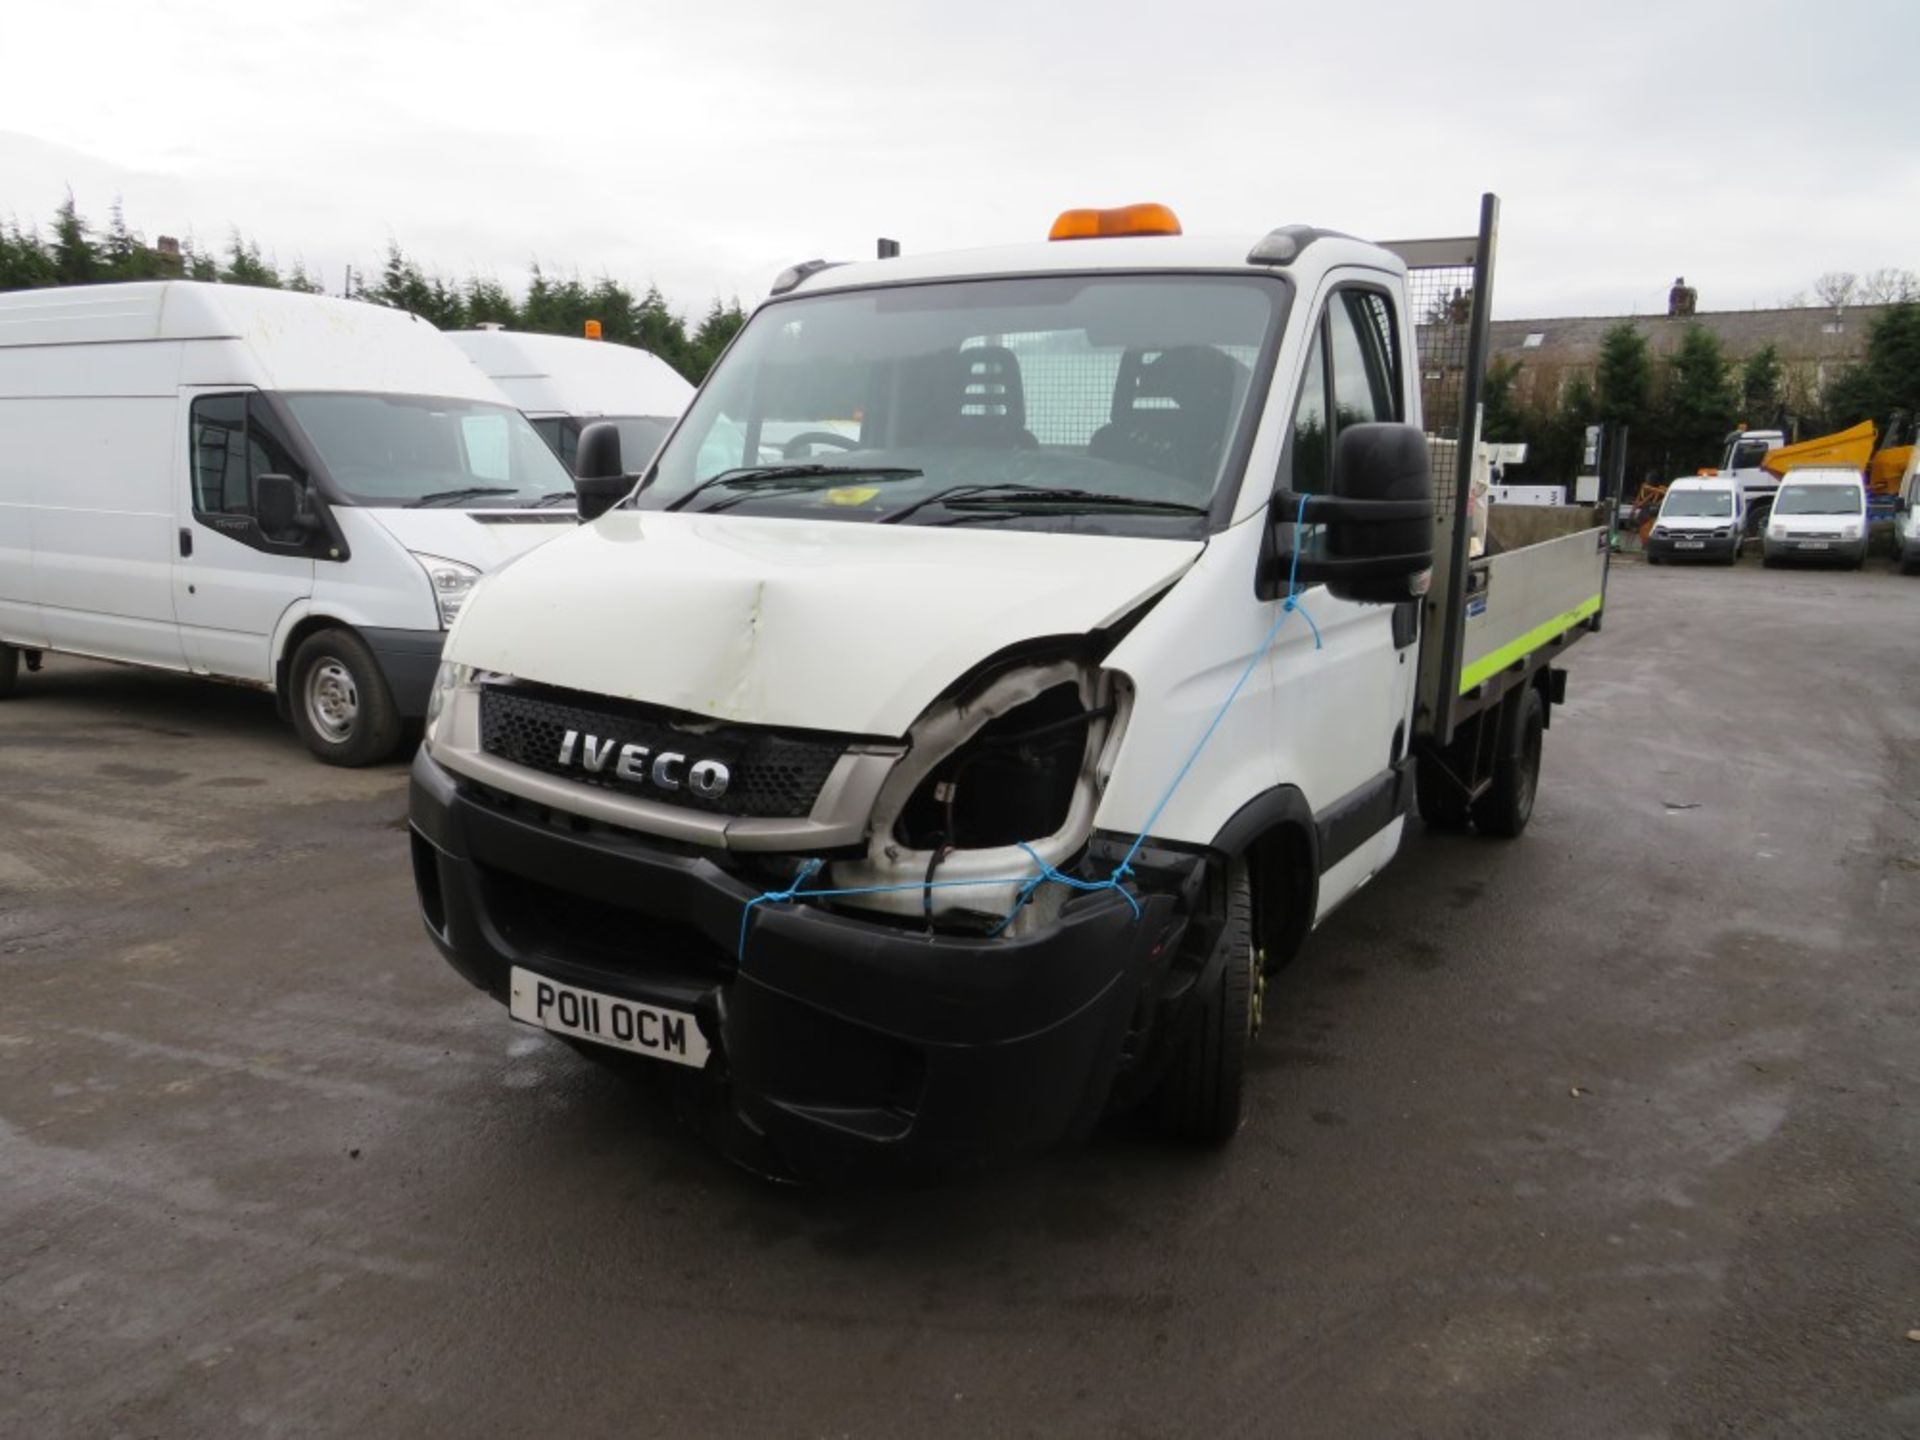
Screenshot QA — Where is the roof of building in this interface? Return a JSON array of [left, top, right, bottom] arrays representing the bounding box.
[[1482, 304, 1894, 367]]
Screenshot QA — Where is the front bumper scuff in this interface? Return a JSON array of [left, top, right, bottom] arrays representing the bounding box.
[[409, 748, 1190, 1179]]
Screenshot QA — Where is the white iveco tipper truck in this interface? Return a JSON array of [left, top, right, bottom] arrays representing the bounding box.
[[410, 196, 1610, 1178]]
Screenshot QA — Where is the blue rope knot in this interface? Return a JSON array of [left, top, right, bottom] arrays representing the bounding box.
[[737, 856, 823, 959], [988, 841, 1144, 936]]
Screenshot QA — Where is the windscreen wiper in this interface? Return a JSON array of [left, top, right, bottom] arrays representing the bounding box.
[[532, 490, 579, 508], [664, 464, 922, 513], [409, 486, 520, 508], [880, 483, 1208, 526]]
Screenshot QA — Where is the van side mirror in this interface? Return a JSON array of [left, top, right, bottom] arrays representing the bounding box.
[[573, 421, 634, 521], [1270, 422, 1435, 604], [253, 473, 316, 542]]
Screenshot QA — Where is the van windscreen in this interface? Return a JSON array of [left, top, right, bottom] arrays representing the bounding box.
[[640, 274, 1289, 534], [1774, 483, 1863, 516], [284, 393, 572, 508], [1661, 490, 1732, 518]]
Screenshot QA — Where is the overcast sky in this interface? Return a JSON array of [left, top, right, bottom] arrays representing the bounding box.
[[3, 0, 1914, 323]]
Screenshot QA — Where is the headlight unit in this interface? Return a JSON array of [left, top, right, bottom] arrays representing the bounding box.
[[423, 660, 471, 746], [412, 553, 481, 628]]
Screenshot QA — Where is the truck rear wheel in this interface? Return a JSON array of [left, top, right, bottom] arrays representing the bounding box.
[[1471, 685, 1544, 839], [288, 628, 403, 767], [1154, 858, 1257, 1145], [0, 645, 18, 699]]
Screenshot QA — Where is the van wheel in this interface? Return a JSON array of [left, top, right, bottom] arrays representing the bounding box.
[[1154, 858, 1257, 1145], [0, 645, 18, 699], [288, 629, 402, 766], [1472, 685, 1544, 839]]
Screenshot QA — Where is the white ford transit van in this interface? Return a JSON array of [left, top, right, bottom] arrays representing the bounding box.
[[449, 328, 694, 476], [0, 282, 579, 763], [1646, 475, 1745, 564]]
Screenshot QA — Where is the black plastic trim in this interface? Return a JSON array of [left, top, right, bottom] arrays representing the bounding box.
[[363, 626, 445, 717], [1314, 763, 1409, 871]]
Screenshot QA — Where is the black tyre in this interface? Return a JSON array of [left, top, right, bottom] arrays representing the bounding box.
[[1415, 753, 1471, 832], [1471, 685, 1545, 840], [1646, 553, 1662, 565], [1155, 858, 1257, 1145], [288, 628, 403, 766], [0, 644, 18, 699]]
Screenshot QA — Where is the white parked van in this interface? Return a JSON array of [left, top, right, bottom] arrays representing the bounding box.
[[1891, 449, 1920, 575], [409, 197, 1613, 1178], [1761, 468, 1870, 568], [448, 328, 693, 476], [0, 282, 580, 764], [1646, 475, 1745, 564]]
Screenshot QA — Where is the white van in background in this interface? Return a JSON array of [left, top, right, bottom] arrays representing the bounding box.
[[1892, 449, 1920, 575], [1646, 475, 1745, 564], [1762, 468, 1870, 569], [0, 282, 581, 764], [449, 328, 694, 475]]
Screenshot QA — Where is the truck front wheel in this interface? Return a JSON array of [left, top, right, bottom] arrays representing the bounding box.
[[1471, 685, 1544, 839], [1154, 857, 1258, 1145], [288, 628, 403, 766]]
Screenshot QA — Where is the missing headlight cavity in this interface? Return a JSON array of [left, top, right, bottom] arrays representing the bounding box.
[[896, 684, 1112, 851], [826, 653, 1133, 934]]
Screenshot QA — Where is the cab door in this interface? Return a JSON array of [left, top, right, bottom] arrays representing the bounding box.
[[173, 389, 316, 682], [1268, 278, 1418, 888]]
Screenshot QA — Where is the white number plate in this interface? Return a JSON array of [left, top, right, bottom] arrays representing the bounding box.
[[1799, 540, 1830, 550], [508, 966, 710, 1068], [1676, 540, 1706, 549]]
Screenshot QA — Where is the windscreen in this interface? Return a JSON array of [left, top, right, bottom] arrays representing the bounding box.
[[1661, 489, 1733, 518], [640, 274, 1287, 534], [1774, 483, 1863, 515], [285, 393, 572, 507], [1726, 439, 1772, 471]]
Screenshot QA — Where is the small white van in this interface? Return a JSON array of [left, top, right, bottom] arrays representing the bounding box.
[[1892, 449, 1920, 575], [0, 282, 580, 763], [448, 328, 694, 475], [1761, 468, 1870, 568], [1646, 475, 1745, 564]]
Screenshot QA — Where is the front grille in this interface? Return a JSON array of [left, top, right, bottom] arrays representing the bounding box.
[[479, 681, 848, 819]]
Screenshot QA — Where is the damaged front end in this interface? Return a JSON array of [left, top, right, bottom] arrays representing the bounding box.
[[823, 646, 1131, 937]]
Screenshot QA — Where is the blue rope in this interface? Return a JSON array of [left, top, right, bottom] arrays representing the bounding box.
[[734, 494, 1322, 960]]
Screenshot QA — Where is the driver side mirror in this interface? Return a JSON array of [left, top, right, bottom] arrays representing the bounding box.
[[253, 473, 317, 543], [573, 422, 634, 522], [1269, 422, 1435, 604]]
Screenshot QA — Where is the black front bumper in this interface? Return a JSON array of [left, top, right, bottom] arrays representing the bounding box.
[[408, 750, 1183, 1179], [1646, 531, 1737, 560]]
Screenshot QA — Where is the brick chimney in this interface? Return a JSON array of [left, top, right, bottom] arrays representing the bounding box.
[[1668, 276, 1697, 317]]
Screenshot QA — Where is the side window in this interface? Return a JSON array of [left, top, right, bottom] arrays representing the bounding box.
[[1285, 323, 1330, 493], [188, 393, 308, 522], [190, 394, 249, 515], [1328, 290, 1401, 430]]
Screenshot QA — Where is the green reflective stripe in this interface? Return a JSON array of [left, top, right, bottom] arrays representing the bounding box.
[[1458, 594, 1603, 694]]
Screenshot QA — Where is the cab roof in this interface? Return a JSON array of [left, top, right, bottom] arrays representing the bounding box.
[[780, 231, 1407, 297], [448, 329, 694, 419]]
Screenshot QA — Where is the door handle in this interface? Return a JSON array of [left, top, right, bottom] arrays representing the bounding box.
[[178, 528, 193, 558]]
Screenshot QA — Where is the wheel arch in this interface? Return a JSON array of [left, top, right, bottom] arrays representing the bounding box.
[[272, 612, 368, 720], [1208, 784, 1319, 969]]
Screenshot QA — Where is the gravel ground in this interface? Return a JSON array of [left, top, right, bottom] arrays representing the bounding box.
[[3, 559, 1917, 1438]]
